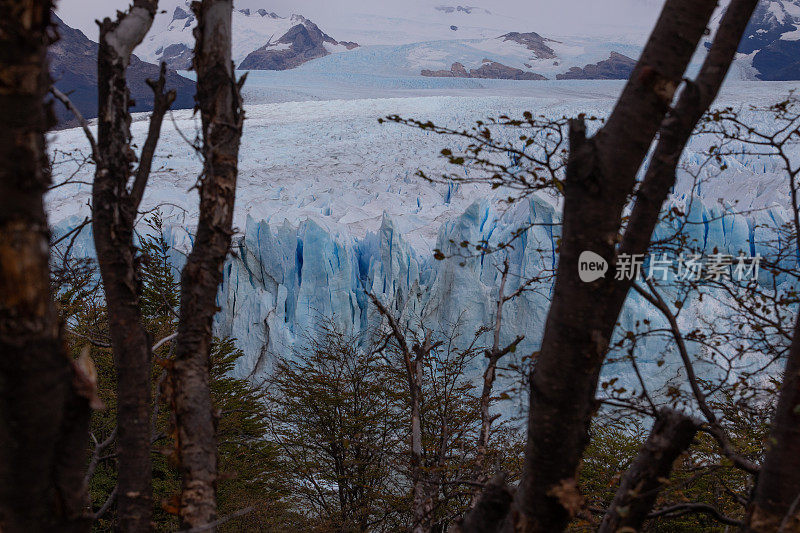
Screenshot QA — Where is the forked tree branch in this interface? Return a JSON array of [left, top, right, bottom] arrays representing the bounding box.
[[619, 0, 760, 258], [598, 409, 699, 532], [130, 62, 177, 211], [633, 280, 759, 475], [50, 86, 99, 162]]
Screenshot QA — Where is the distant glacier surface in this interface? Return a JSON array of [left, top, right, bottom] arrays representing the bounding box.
[[47, 77, 800, 414]]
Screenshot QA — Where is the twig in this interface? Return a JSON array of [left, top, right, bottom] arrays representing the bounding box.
[[51, 216, 91, 248], [778, 491, 800, 532], [50, 86, 99, 162], [130, 63, 177, 211], [85, 428, 117, 486], [632, 280, 759, 475], [152, 332, 177, 352], [648, 502, 742, 527], [67, 329, 111, 349], [180, 506, 255, 532], [93, 485, 117, 520]]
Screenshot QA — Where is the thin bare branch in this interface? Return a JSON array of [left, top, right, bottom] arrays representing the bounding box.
[[50, 86, 99, 162], [130, 62, 177, 211]]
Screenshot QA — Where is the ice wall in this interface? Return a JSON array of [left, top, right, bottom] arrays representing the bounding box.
[[52, 186, 795, 415]]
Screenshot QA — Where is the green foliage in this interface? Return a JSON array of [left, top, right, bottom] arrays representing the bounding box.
[[55, 211, 777, 532], [579, 418, 647, 515], [267, 326, 406, 532], [570, 406, 769, 532], [138, 213, 179, 332], [59, 214, 291, 531]]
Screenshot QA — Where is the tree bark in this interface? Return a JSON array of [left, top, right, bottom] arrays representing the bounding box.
[[368, 293, 439, 532], [171, 0, 243, 528], [598, 410, 699, 533], [619, 0, 760, 259], [95, 1, 172, 530], [411, 338, 437, 533], [0, 1, 90, 530], [473, 260, 523, 507], [742, 313, 800, 532], [514, 0, 756, 530], [455, 475, 514, 533]]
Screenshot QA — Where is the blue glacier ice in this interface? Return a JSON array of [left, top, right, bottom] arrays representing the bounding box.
[[50, 179, 798, 422], [45, 85, 800, 417]]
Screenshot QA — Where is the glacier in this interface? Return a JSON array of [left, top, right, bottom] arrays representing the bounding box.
[[47, 80, 800, 414]]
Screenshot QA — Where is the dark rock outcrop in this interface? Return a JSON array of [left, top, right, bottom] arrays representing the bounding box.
[[172, 6, 191, 21], [256, 9, 281, 18], [421, 60, 546, 80], [421, 62, 469, 77], [435, 5, 491, 15], [157, 43, 193, 71], [556, 52, 636, 80], [732, 0, 800, 80], [48, 13, 195, 129], [737, 0, 796, 55], [752, 38, 800, 80], [470, 60, 547, 80], [239, 19, 358, 70], [500, 32, 556, 59]]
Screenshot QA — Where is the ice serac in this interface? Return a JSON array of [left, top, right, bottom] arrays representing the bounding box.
[[207, 188, 794, 397], [217, 216, 364, 376], [51, 187, 796, 410], [211, 195, 562, 395]]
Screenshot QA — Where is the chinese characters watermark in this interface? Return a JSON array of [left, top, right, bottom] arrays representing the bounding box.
[[578, 251, 761, 282]]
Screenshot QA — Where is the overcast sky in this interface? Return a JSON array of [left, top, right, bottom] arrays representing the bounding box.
[[58, 0, 668, 42]]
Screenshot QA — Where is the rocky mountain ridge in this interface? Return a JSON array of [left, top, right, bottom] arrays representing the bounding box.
[[556, 52, 637, 80], [239, 17, 358, 70], [422, 60, 547, 80], [48, 13, 194, 129], [732, 0, 800, 80]]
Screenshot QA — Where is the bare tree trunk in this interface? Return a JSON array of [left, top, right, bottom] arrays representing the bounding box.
[[410, 352, 430, 533], [514, 1, 756, 530], [94, 2, 174, 530], [368, 293, 439, 532], [517, 2, 717, 528], [598, 410, 699, 533], [171, 0, 243, 528], [0, 1, 90, 530], [743, 314, 800, 532], [455, 475, 513, 533], [473, 260, 523, 506]]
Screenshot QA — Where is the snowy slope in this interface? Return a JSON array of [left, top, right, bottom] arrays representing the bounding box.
[[230, 0, 662, 46], [136, 0, 640, 79], [56, 0, 800, 80], [300, 36, 643, 79], [135, 0, 357, 68], [712, 0, 800, 80]]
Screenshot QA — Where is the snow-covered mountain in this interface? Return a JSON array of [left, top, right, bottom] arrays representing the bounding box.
[[136, 0, 359, 70], [123, 0, 648, 80], [238, 16, 358, 70], [49, 13, 194, 128], [735, 0, 800, 80], [55, 0, 800, 80]]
